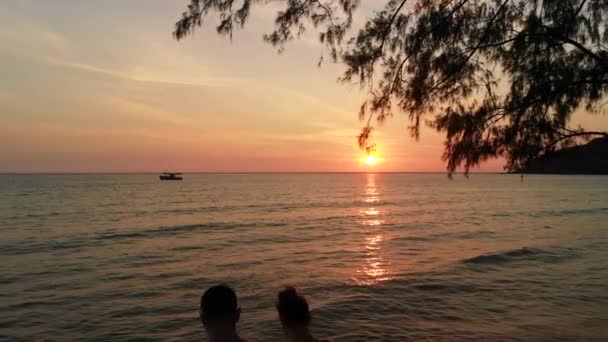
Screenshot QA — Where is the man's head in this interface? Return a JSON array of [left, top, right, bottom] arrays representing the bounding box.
[[200, 285, 241, 331]]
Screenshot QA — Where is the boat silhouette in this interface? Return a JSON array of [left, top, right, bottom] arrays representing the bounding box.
[[159, 172, 183, 180]]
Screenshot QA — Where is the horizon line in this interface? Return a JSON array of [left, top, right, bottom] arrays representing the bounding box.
[[1, 171, 507, 175]]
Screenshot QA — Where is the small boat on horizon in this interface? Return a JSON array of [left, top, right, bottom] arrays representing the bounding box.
[[160, 172, 183, 180]]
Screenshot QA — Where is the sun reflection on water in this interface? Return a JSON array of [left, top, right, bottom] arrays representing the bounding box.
[[356, 174, 391, 286], [364, 177, 379, 203], [363, 208, 379, 216]]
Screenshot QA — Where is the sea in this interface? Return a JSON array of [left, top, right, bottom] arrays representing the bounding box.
[[1, 174, 607, 341]]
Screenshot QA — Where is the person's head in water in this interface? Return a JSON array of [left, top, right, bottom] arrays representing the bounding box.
[[276, 287, 320, 342], [200, 285, 245, 342]]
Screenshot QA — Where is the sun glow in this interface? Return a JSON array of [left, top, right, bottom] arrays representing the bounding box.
[[362, 154, 380, 166]]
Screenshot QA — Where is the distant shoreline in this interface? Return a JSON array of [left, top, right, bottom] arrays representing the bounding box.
[[0, 171, 508, 175], [516, 137, 608, 175], [4, 172, 608, 175], [510, 171, 608, 175]]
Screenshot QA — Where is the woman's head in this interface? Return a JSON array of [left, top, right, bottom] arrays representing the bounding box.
[[276, 286, 311, 328]]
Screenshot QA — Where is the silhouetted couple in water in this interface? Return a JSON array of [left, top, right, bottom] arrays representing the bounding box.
[[200, 285, 328, 342]]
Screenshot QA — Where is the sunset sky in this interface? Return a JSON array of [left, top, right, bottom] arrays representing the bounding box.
[[1, 1, 606, 173]]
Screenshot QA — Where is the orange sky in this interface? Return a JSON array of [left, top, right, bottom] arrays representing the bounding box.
[[0, 1, 605, 172]]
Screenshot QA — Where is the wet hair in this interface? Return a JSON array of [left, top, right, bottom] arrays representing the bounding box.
[[276, 286, 311, 326], [200, 284, 238, 323]]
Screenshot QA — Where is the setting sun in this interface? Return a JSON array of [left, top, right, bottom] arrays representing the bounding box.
[[363, 154, 380, 166]]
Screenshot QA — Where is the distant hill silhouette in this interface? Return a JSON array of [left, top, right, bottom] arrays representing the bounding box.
[[518, 137, 608, 174]]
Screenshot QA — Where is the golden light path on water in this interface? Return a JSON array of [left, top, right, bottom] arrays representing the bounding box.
[[356, 173, 392, 286]]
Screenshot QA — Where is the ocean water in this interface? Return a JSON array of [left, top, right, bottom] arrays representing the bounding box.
[[1, 173, 607, 341]]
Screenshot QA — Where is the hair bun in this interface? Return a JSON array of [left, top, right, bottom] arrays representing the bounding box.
[[276, 286, 311, 325], [279, 286, 299, 300]]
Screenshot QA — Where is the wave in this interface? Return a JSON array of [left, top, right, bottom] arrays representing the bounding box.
[[0, 221, 288, 256], [530, 207, 608, 217], [492, 207, 608, 218], [432, 230, 496, 240], [464, 247, 582, 265], [150, 198, 399, 216]]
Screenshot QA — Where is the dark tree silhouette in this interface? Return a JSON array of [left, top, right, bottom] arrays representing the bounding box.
[[174, 0, 608, 174]]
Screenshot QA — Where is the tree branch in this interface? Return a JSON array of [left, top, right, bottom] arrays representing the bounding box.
[[543, 24, 608, 69], [311, 0, 335, 26], [371, 0, 472, 101], [375, 0, 409, 58], [430, 0, 510, 95], [573, 0, 588, 18]]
